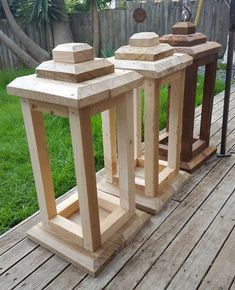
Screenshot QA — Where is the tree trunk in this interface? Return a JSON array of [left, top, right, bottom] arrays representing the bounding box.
[[91, 0, 100, 56], [52, 0, 73, 46], [52, 20, 73, 46], [1, 0, 50, 62], [0, 30, 39, 68]]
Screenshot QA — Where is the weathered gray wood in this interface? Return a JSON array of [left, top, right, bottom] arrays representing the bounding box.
[[136, 166, 235, 289], [198, 229, 235, 290], [0, 246, 53, 289], [0, 0, 229, 68], [168, 192, 235, 290], [74, 200, 179, 289], [14, 255, 69, 290], [104, 156, 235, 289], [44, 264, 86, 290], [0, 239, 38, 275]]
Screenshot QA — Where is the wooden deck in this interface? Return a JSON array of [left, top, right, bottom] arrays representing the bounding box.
[[0, 86, 235, 290]]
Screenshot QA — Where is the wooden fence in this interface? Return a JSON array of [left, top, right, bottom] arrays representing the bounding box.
[[0, 0, 230, 69]]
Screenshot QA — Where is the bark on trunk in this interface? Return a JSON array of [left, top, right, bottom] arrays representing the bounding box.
[[91, 0, 100, 56], [52, 20, 73, 46], [0, 30, 39, 68], [52, 0, 73, 46], [1, 0, 50, 62]]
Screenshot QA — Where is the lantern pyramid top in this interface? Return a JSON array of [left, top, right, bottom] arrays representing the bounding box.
[[160, 22, 207, 47], [7, 43, 143, 108], [115, 32, 174, 61], [159, 22, 221, 58], [109, 32, 193, 79]]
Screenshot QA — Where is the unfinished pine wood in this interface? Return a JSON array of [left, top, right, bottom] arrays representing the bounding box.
[[52, 43, 94, 64], [36, 58, 114, 83], [101, 107, 117, 183], [115, 32, 174, 62], [115, 44, 174, 62], [167, 70, 185, 170], [109, 53, 192, 80], [69, 106, 101, 252], [144, 78, 160, 197], [7, 42, 150, 277], [116, 92, 135, 214], [134, 87, 142, 159], [20, 99, 57, 227], [129, 32, 160, 47], [7, 70, 143, 109]]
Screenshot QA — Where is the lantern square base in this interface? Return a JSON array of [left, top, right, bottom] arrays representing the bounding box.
[[27, 193, 149, 277], [98, 165, 190, 214], [180, 146, 217, 173]]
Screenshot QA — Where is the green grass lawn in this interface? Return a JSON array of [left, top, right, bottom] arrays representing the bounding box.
[[0, 69, 225, 235]]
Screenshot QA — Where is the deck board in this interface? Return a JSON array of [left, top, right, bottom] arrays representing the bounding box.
[[0, 86, 235, 289]]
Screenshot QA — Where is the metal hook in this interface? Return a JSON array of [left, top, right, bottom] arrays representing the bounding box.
[[182, 0, 193, 22]]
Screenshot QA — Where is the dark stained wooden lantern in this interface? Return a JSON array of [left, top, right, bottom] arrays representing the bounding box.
[[160, 22, 221, 173]]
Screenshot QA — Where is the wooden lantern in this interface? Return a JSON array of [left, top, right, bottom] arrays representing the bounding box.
[[98, 33, 193, 213], [160, 22, 222, 173], [7, 43, 149, 276]]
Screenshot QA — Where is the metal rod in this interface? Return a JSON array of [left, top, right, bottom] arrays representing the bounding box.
[[218, 0, 235, 157]]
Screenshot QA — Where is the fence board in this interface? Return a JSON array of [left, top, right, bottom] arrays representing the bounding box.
[[0, 0, 230, 69]]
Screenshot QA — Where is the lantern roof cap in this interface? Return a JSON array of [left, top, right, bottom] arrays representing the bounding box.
[[7, 43, 144, 108], [115, 32, 174, 62], [159, 21, 222, 54]]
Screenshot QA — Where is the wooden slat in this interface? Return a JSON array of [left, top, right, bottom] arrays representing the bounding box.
[[20, 99, 57, 226], [198, 229, 235, 290], [69, 107, 101, 252], [101, 107, 117, 183], [116, 91, 135, 214], [104, 156, 235, 289], [133, 87, 142, 159], [101, 208, 129, 244], [168, 192, 235, 289], [0, 246, 53, 289], [136, 165, 235, 289], [49, 215, 83, 246], [14, 255, 69, 290], [144, 78, 160, 197], [44, 265, 85, 290], [167, 70, 184, 170]]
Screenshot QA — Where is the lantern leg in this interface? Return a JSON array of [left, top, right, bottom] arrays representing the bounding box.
[[144, 78, 160, 197], [101, 107, 117, 183], [134, 87, 142, 160], [168, 70, 185, 171], [21, 99, 57, 227], [69, 107, 101, 253], [116, 91, 135, 214], [200, 57, 217, 146], [180, 64, 198, 162]]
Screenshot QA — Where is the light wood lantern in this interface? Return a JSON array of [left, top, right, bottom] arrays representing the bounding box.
[[160, 22, 221, 173], [98, 32, 193, 214], [7, 43, 149, 276]]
